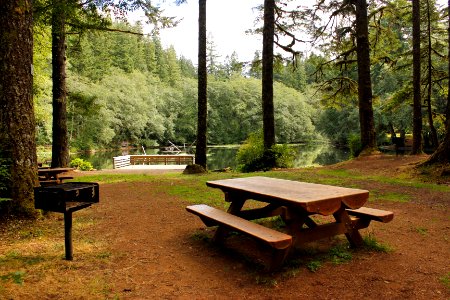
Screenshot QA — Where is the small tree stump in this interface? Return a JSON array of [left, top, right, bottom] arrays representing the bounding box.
[[183, 164, 207, 174]]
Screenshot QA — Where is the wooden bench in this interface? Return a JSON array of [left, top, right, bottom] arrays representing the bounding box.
[[186, 204, 292, 271], [347, 207, 394, 223]]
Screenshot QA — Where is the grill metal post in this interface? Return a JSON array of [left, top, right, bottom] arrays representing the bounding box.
[[64, 211, 73, 260]]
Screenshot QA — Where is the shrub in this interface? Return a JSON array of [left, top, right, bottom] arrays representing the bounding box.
[[347, 133, 362, 158], [70, 158, 94, 171], [236, 132, 296, 172]]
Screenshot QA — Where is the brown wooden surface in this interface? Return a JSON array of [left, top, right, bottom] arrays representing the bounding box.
[[186, 204, 292, 250], [38, 167, 74, 182], [130, 155, 194, 165], [347, 207, 394, 223], [206, 176, 369, 215]]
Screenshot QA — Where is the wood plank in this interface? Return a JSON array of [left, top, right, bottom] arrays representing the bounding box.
[[347, 207, 394, 223], [186, 204, 292, 250], [206, 177, 369, 215]]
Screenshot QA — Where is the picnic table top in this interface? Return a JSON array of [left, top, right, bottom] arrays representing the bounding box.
[[38, 167, 74, 174], [206, 176, 369, 215]]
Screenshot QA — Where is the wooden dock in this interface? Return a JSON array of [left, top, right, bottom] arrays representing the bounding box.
[[113, 155, 195, 169]]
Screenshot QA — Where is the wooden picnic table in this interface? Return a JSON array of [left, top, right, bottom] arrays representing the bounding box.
[[187, 176, 393, 270], [38, 167, 75, 185]]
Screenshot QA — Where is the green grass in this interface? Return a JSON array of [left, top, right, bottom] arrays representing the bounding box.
[[0, 271, 25, 285], [328, 244, 353, 264], [306, 260, 322, 272], [415, 227, 428, 236], [439, 272, 450, 289], [363, 234, 392, 252], [372, 192, 411, 203], [190, 230, 211, 242]]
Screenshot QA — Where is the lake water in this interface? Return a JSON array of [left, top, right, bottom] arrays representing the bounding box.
[[73, 143, 350, 170]]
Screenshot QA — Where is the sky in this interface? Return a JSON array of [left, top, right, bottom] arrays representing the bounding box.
[[134, 0, 449, 66], [139, 0, 264, 64]]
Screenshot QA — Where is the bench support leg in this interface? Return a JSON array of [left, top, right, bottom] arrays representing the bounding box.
[[213, 198, 246, 243], [269, 248, 290, 272], [333, 206, 364, 247]]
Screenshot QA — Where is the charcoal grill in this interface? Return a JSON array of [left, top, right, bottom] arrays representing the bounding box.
[[34, 182, 99, 260]]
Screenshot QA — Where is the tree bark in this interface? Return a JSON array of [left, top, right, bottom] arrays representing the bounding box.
[[424, 0, 450, 164], [262, 0, 275, 151], [51, 0, 70, 167], [425, 0, 439, 149], [412, 0, 423, 154], [355, 0, 377, 153], [195, 0, 208, 169], [0, 0, 38, 215]]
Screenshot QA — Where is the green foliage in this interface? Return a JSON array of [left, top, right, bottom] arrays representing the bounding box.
[[362, 234, 392, 252], [328, 244, 353, 264], [306, 260, 322, 272], [236, 132, 296, 172], [439, 272, 450, 289], [31, 19, 321, 151], [70, 158, 94, 171], [316, 107, 360, 146], [0, 271, 25, 285], [347, 133, 362, 157]]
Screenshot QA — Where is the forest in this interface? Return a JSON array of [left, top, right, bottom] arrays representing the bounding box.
[[29, 0, 448, 152], [35, 23, 318, 149]]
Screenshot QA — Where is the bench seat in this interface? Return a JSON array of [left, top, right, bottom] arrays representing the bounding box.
[[346, 207, 394, 223], [187, 204, 292, 249], [39, 180, 59, 186], [186, 204, 292, 270], [58, 176, 74, 183]]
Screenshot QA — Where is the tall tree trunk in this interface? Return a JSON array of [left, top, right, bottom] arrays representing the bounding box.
[[426, 0, 439, 149], [355, 0, 377, 154], [195, 0, 207, 169], [412, 0, 423, 154], [424, 0, 450, 164], [51, 0, 70, 167], [0, 0, 38, 216], [262, 0, 275, 151]]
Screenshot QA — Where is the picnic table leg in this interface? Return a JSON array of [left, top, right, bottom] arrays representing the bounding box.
[[333, 206, 364, 247], [212, 197, 246, 243], [281, 207, 314, 249]]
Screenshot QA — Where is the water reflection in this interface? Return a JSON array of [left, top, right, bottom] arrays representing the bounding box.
[[73, 143, 349, 170]]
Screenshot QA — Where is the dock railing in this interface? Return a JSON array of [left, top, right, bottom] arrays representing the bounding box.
[[113, 155, 195, 169], [113, 155, 131, 169]]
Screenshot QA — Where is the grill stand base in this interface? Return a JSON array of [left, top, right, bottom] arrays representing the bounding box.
[[63, 203, 92, 260], [64, 211, 73, 260]]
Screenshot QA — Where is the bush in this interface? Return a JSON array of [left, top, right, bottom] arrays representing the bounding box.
[[236, 132, 296, 172], [70, 158, 94, 171], [347, 133, 362, 158]]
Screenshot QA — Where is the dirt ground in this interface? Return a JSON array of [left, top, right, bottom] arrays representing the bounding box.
[[69, 154, 448, 299], [2, 154, 450, 299]]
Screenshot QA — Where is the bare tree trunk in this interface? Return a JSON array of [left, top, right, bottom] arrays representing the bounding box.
[[426, 0, 439, 149], [51, 0, 70, 167], [412, 0, 423, 154], [195, 0, 208, 169], [424, 0, 450, 164], [0, 0, 38, 216], [262, 0, 275, 151], [355, 0, 377, 154]]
